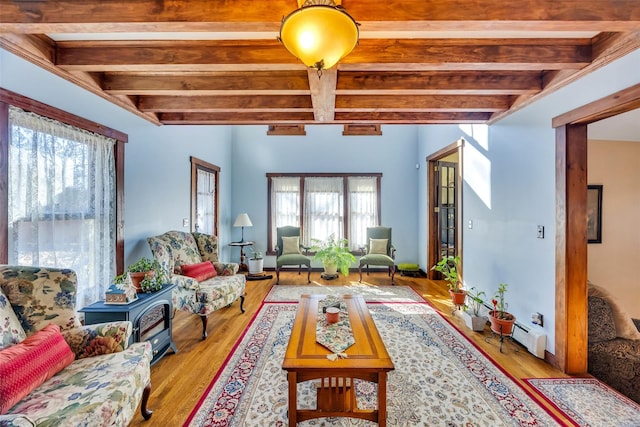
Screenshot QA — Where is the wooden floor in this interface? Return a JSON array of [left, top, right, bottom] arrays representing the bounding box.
[[130, 271, 573, 426]]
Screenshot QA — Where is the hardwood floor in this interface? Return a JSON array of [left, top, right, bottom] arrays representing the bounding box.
[[130, 271, 572, 426]]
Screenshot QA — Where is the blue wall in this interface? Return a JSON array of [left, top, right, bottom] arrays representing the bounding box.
[[230, 124, 420, 269]]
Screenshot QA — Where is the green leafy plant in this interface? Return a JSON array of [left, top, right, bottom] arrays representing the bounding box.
[[249, 247, 263, 260], [114, 257, 167, 293], [431, 255, 463, 293], [464, 287, 486, 316], [310, 234, 356, 276], [491, 282, 513, 320]]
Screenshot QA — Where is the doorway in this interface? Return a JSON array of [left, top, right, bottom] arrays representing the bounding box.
[[427, 140, 464, 277]]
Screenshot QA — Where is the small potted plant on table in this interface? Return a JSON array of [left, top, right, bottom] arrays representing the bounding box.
[[114, 257, 168, 293], [489, 283, 516, 335], [431, 255, 466, 306]]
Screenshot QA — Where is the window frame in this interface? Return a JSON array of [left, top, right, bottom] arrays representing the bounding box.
[[0, 88, 126, 273], [190, 156, 220, 236], [266, 173, 382, 255]]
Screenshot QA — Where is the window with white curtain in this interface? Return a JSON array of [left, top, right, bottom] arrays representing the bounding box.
[[267, 174, 381, 252], [191, 157, 219, 236], [7, 106, 116, 308]]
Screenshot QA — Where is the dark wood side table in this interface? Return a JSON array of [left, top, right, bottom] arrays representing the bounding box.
[[79, 284, 177, 365], [228, 241, 254, 272]]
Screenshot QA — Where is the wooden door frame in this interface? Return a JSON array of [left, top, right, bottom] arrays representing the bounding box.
[[553, 83, 640, 373], [427, 139, 464, 278]]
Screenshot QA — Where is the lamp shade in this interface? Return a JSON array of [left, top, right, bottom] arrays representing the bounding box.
[[279, 3, 359, 71], [233, 213, 253, 227]]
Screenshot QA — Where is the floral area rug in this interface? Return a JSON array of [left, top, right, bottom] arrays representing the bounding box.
[[264, 283, 424, 303], [185, 301, 561, 426], [524, 378, 640, 426]]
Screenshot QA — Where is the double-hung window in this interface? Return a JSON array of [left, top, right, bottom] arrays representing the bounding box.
[[267, 173, 381, 252]]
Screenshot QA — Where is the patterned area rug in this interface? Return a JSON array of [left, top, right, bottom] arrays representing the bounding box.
[[185, 302, 560, 426], [524, 378, 640, 426], [264, 283, 425, 303]]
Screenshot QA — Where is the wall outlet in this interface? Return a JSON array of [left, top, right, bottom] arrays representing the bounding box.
[[536, 225, 544, 239], [182, 218, 189, 227], [531, 312, 543, 326]]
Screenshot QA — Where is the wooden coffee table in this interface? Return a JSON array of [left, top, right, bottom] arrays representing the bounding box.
[[282, 294, 394, 426]]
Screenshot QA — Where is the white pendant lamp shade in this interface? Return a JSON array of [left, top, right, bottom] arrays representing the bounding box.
[[279, 3, 359, 71]]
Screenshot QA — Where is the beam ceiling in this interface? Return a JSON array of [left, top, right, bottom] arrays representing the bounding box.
[[1, 0, 639, 126]]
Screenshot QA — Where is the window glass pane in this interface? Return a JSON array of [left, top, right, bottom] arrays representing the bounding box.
[[348, 176, 378, 250], [8, 106, 116, 308], [196, 168, 215, 234], [271, 177, 300, 250], [303, 177, 343, 246]]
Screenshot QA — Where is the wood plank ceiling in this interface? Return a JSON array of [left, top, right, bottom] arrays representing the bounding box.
[[1, 0, 639, 126]]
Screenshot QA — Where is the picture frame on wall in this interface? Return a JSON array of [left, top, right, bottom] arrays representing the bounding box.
[[587, 185, 603, 244]]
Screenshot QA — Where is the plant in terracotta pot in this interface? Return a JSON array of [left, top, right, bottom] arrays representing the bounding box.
[[463, 287, 487, 331], [114, 257, 167, 293], [489, 282, 516, 335], [310, 234, 356, 277], [431, 255, 466, 306]]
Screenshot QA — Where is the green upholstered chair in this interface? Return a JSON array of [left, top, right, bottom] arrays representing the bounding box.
[[359, 226, 396, 284], [275, 226, 311, 285]]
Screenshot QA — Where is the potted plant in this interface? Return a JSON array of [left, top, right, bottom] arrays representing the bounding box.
[[431, 255, 466, 306], [114, 257, 167, 293], [310, 234, 356, 277], [463, 287, 487, 331], [489, 283, 516, 335], [248, 247, 264, 275]]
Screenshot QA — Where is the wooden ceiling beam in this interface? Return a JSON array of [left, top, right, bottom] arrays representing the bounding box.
[[2, 0, 638, 32], [335, 95, 510, 111], [138, 95, 313, 112], [54, 39, 591, 72], [103, 71, 310, 95], [337, 71, 541, 94]]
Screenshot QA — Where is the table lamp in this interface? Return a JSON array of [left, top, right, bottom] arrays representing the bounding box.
[[233, 213, 253, 243]]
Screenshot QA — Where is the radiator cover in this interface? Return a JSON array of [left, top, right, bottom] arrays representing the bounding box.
[[511, 322, 546, 359]]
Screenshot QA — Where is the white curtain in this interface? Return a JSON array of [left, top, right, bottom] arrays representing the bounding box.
[[195, 168, 215, 234], [348, 176, 378, 250], [303, 177, 343, 246], [271, 177, 301, 250], [8, 106, 116, 308]]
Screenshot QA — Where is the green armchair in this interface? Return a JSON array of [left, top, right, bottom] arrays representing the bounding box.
[[359, 226, 396, 284], [275, 226, 311, 285]]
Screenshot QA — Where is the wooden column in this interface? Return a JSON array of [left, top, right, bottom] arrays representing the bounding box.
[[555, 123, 588, 374]]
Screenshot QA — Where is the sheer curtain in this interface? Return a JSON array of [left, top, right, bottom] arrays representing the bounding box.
[[348, 176, 378, 250], [271, 177, 301, 250], [303, 177, 344, 245], [8, 106, 116, 308], [195, 168, 215, 234]]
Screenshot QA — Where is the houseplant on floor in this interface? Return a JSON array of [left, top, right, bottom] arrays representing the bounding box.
[[431, 255, 466, 306], [114, 257, 168, 293], [248, 247, 264, 275], [489, 282, 516, 335], [463, 287, 487, 331], [311, 234, 356, 277]]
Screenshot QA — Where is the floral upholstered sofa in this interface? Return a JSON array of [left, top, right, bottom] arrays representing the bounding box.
[[147, 230, 245, 339], [0, 265, 152, 426]]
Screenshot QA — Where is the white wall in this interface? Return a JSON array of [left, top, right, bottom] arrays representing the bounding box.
[[587, 139, 640, 318], [230, 124, 420, 269]]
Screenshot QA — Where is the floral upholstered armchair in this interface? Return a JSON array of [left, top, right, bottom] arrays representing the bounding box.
[[0, 265, 153, 426], [147, 230, 246, 339]]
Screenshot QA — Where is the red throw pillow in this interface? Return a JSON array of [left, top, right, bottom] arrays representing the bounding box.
[[181, 261, 217, 282], [0, 323, 75, 414]]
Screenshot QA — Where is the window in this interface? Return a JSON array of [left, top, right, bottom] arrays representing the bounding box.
[[267, 173, 381, 252], [5, 105, 118, 308], [191, 157, 219, 235]]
